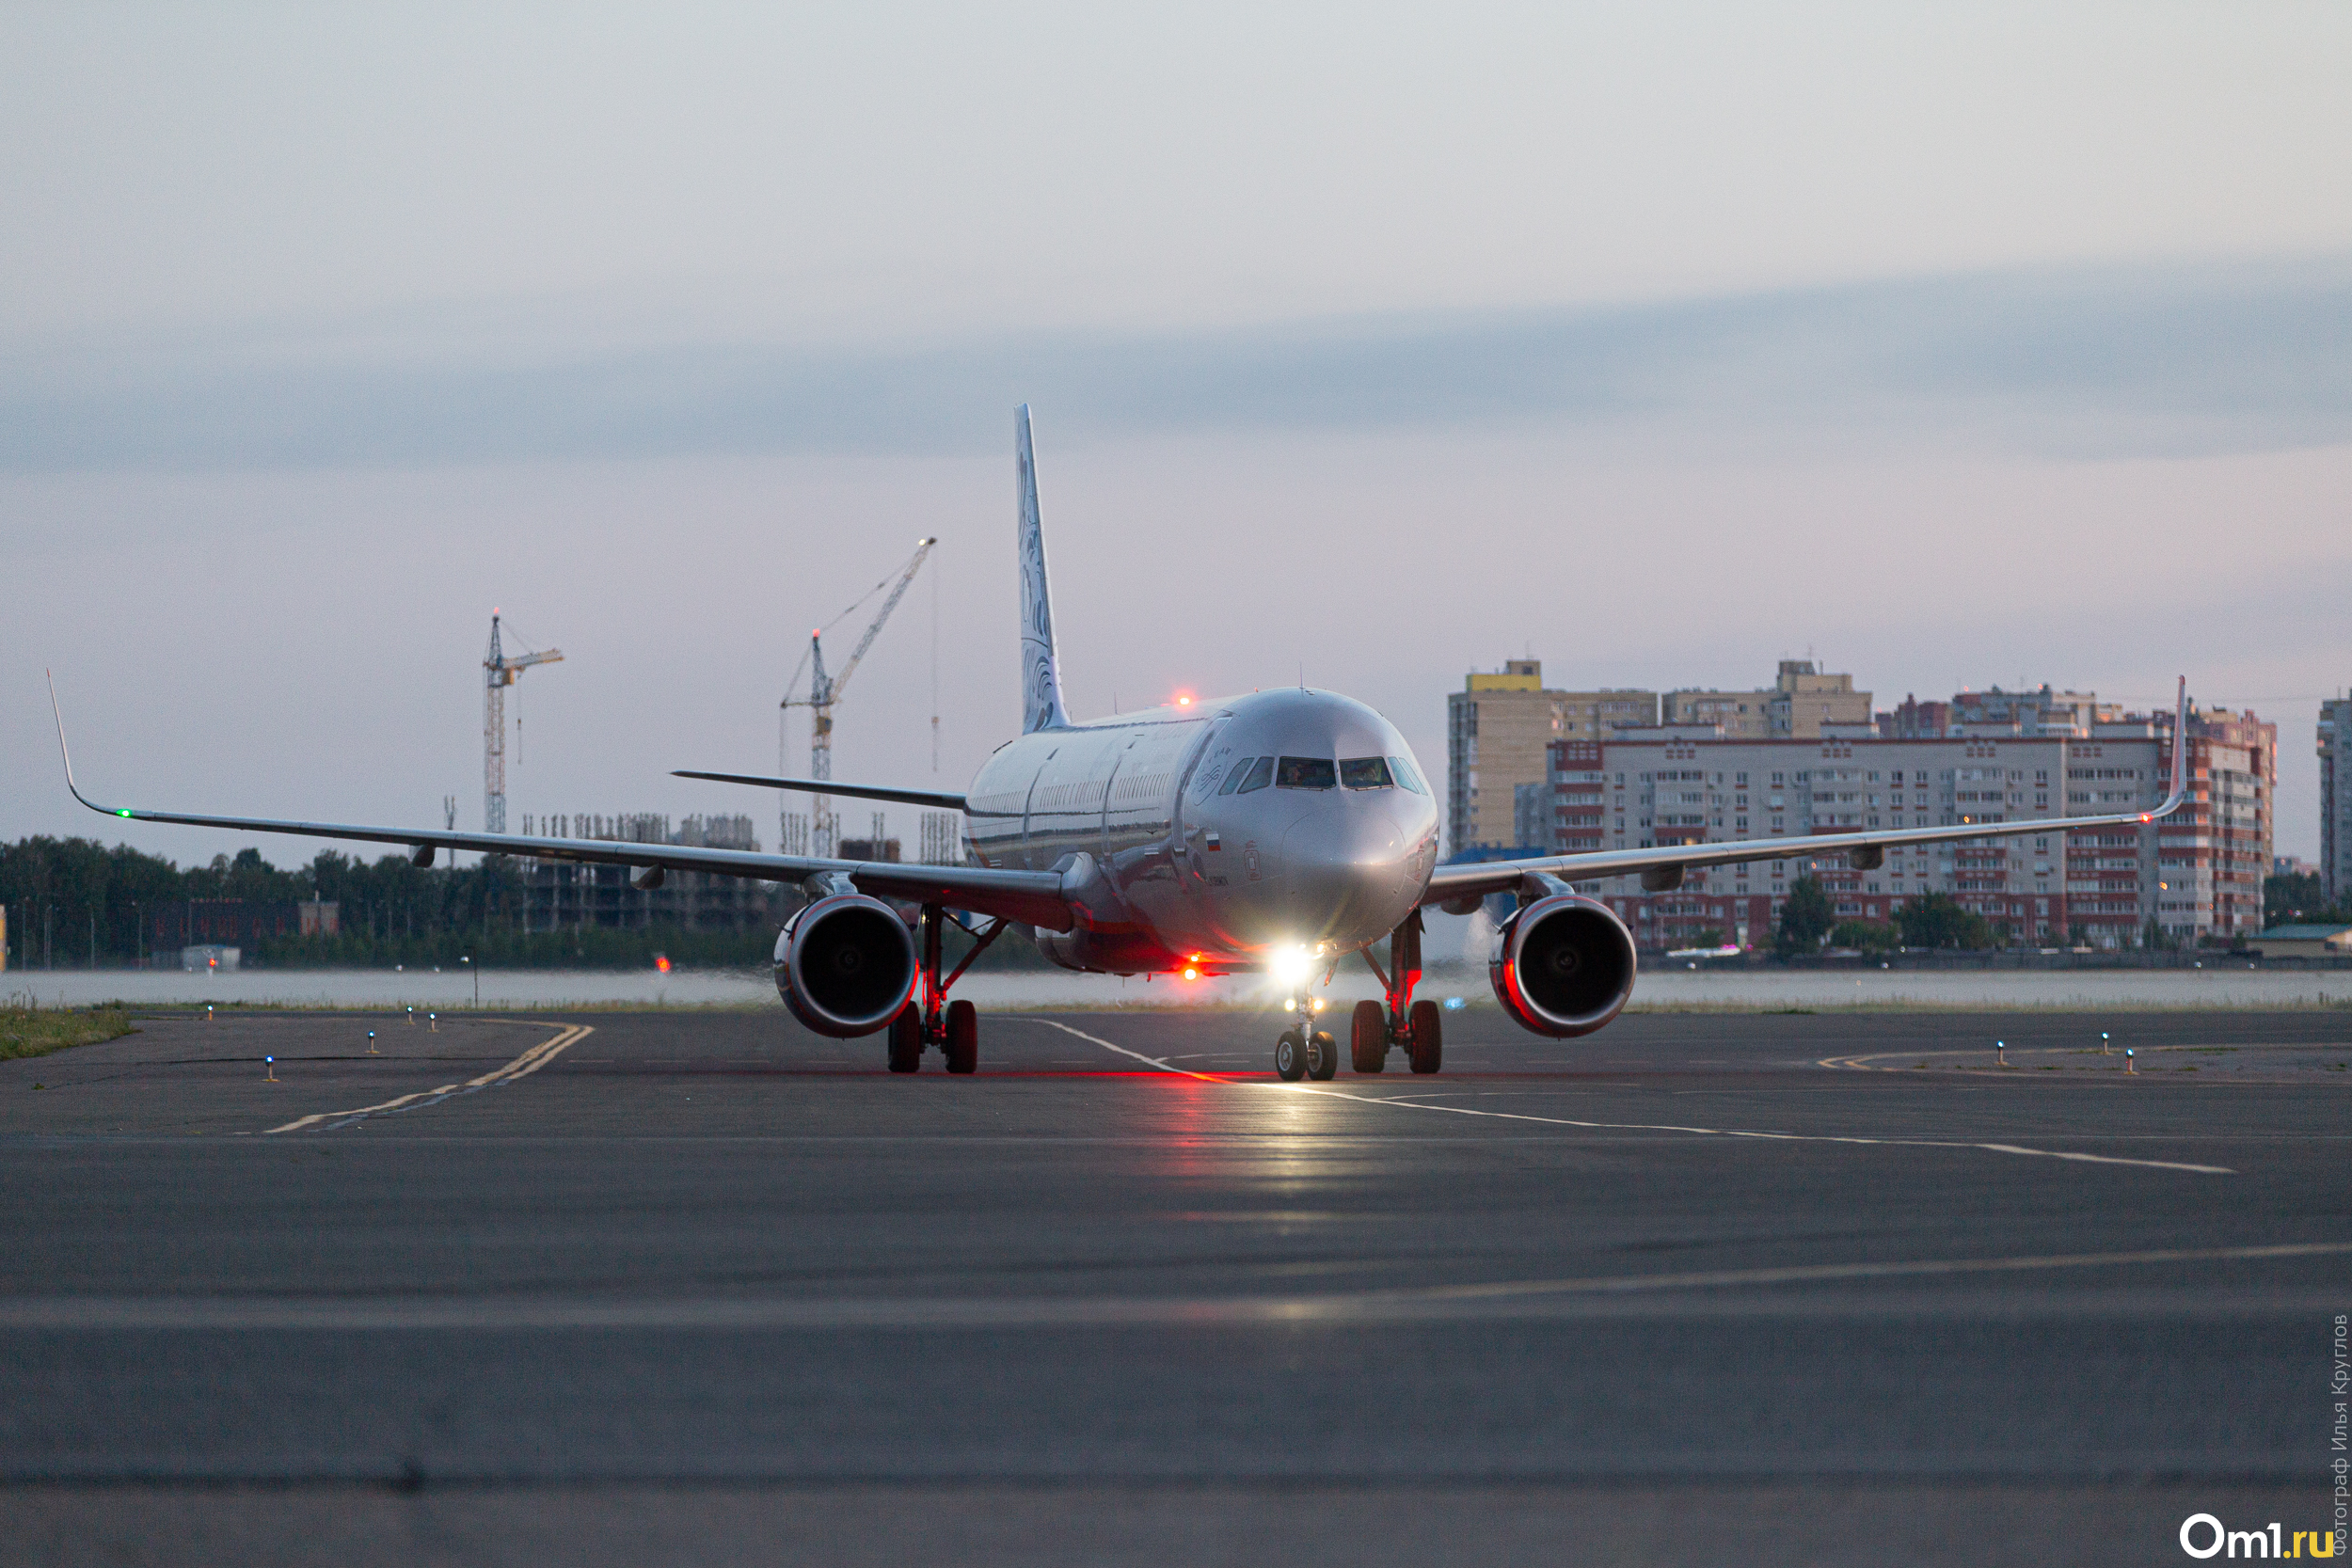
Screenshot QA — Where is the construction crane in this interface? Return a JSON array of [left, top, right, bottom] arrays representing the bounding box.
[[782, 538, 936, 858], [485, 610, 562, 834]]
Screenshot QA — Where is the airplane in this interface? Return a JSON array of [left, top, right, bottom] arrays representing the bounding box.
[[52, 404, 2190, 1081]]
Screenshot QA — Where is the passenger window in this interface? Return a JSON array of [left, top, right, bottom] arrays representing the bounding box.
[[1216, 756, 1259, 796], [1232, 756, 1275, 795], [1276, 756, 1337, 790], [1387, 755, 1428, 795], [1340, 756, 1393, 789]]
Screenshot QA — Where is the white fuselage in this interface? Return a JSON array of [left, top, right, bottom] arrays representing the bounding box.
[[961, 689, 1440, 974]]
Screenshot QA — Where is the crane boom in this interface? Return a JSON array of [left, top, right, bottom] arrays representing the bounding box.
[[782, 539, 935, 859], [828, 539, 935, 705]]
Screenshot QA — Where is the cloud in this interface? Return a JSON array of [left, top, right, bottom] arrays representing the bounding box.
[[4, 258, 2346, 470]]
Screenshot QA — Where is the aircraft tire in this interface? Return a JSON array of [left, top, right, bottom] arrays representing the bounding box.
[[944, 999, 978, 1074], [1350, 1001, 1386, 1073], [886, 1007, 923, 1073], [1407, 999, 1442, 1074], [1305, 1029, 1338, 1081], [1275, 1029, 1307, 1082]]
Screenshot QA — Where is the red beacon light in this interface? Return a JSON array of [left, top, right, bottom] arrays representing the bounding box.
[[654, 954, 671, 974], [1174, 690, 1195, 707]]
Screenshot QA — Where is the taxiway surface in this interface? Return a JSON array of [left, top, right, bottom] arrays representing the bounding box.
[[3, 1004, 2344, 1564]]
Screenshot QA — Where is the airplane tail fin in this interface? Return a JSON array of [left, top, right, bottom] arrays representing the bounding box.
[[1015, 404, 1071, 734]]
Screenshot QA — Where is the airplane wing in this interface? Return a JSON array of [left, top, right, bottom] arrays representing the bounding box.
[[1423, 676, 2193, 911], [48, 681, 1073, 930], [671, 770, 969, 812]]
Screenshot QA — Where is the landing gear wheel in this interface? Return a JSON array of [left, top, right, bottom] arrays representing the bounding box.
[[1274, 1028, 1307, 1082], [1349, 1000, 1387, 1073], [943, 999, 978, 1074], [1407, 998, 1443, 1074], [886, 1006, 923, 1073], [1306, 1029, 1338, 1081]]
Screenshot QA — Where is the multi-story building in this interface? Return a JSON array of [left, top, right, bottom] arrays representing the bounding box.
[[2323, 699, 2352, 909], [1878, 696, 1951, 739], [1949, 685, 2122, 737], [519, 812, 779, 932], [1446, 661, 1659, 853], [2161, 705, 2276, 940], [1664, 660, 1872, 740], [1529, 698, 2272, 950]]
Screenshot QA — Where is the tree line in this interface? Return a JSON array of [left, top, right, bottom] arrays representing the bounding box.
[[0, 835, 1052, 972], [0, 835, 750, 970]]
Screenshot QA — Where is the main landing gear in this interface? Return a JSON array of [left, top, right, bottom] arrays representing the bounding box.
[[1354, 910, 1441, 1075], [887, 905, 1002, 1075]]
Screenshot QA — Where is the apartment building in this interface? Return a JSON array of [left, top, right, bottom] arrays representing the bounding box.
[[2323, 699, 2352, 909], [1948, 686, 2122, 737], [1663, 660, 1871, 740], [1445, 661, 1659, 853], [1530, 699, 2272, 950]]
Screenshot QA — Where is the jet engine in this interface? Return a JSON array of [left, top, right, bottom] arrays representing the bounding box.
[[773, 894, 919, 1037], [1488, 894, 1638, 1037]]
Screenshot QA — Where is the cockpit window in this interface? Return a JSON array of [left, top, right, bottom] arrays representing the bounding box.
[[1388, 754, 1429, 795], [1340, 756, 1393, 789], [1276, 756, 1337, 790], [1214, 756, 1254, 796], [1232, 755, 1275, 795]]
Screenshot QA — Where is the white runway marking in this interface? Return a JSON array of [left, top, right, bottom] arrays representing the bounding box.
[[263, 1022, 592, 1134], [1025, 1020, 2234, 1175], [1, 1240, 2343, 1331]]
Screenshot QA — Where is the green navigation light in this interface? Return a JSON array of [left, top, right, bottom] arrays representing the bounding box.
[[117, 809, 132, 817]]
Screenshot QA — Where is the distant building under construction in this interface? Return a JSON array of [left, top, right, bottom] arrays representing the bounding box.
[[517, 814, 781, 932]]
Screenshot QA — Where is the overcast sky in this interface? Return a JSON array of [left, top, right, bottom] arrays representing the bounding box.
[[4, 3, 2347, 865]]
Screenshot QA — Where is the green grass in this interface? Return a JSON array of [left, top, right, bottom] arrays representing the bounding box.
[[0, 1005, 135, 1060]]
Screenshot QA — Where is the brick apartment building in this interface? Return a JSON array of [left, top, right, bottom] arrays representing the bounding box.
[[1528, 695, 2273, 950]]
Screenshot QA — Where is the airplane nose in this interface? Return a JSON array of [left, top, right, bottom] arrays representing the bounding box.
[[1279, 801, 1413, 945]]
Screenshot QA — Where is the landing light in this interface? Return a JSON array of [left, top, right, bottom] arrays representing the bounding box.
[[1267, 944, 1314, 986]]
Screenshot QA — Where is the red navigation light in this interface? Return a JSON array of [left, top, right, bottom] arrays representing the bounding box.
[[655, 954, 671, 974]]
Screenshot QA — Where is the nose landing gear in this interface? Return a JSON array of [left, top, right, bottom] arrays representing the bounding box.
[[1275, 1018, 1338, 1082], [888, 906, 1002, 1074]]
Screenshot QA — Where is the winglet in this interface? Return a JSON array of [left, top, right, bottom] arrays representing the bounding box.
[[2143, 675, 2190, 822], [46, 670, 118, 817]]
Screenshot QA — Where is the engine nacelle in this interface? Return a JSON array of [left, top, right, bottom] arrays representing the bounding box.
[[1489, 894, 1638, 1037], [773, 894, 918, 1037]]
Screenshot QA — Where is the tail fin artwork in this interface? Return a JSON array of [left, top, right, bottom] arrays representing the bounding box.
[[1015, 404, 1071, 734]]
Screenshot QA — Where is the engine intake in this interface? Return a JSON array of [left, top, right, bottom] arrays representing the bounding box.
[[1489, 894, 1638, 1037], [774, 894, 918, 1037]]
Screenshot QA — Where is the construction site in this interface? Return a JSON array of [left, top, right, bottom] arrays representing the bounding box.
[[484, 538, 953, 936]]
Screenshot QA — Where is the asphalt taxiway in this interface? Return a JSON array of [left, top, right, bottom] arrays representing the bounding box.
[[2, 1002, 2345, 1565]]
